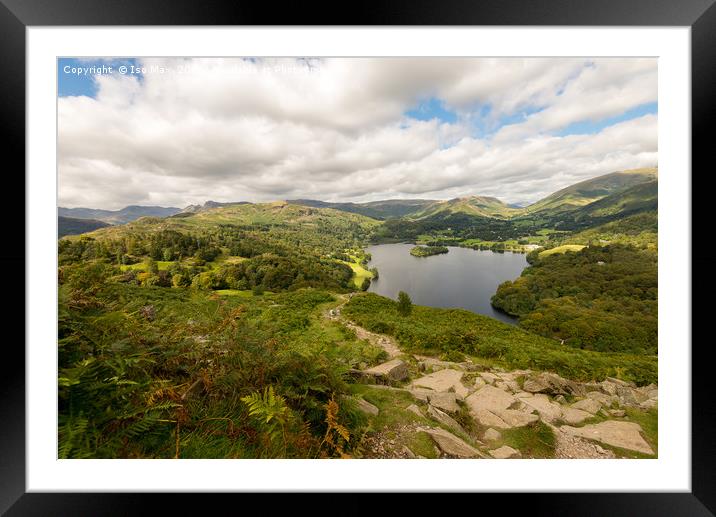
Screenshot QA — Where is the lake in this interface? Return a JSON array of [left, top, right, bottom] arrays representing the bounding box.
[[366, 243, 528, 324]]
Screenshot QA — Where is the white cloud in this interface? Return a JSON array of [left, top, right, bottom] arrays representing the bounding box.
[[58, 57, 657, 209]]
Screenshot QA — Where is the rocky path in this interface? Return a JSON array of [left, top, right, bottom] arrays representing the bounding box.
[[325, 295, 658, 460], [326, 295, 401, 359]]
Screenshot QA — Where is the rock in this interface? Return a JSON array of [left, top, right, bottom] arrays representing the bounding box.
[[419, 358, 462, 372], [561, 421, 654, 455], [515, 391, 534, 399], [522, 377, 548, 393], [472, 409, 510, 429], [497, 409, 539, 428], [422, 427, 484, 458], [465, 385, 517, 414], [605, 377, 635, 388], [409, 388, 433, 402], [554, 395, 567, 404], [586, 391, 612, 405], [571, 398, 602, 415], [600, 381, 618, 396], [406, 404, 423, 417], [427, 404, 465, 434], [640, 399, 657, 410], [483, 428, 502, 442], [355, 397, 379, 416], [363, 359, 409, 383], [519, 393, 563, 423], [427, 392, 459, 413], [402, 446, 416, 458], [489, 445, 522, 459], [479, 372, 499, 385], [411, 369, 468, 399], [495, 380, 520, 393], [474, 377, 487, 389], [609, 409, 626, 417], [560, 407, 592, 425]]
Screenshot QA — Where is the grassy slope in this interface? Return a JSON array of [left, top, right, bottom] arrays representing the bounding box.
[[520, 168, 657, 216], [413, 196, 520, 220], [343, 293, 657, 385], [538, 244, 586, 258]]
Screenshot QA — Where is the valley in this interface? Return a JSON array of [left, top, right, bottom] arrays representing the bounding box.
[[57, 167, 658, 459]]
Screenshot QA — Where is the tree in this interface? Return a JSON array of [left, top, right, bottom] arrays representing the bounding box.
[[397, 291, 412, 316]]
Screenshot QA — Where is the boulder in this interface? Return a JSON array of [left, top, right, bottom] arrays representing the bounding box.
[[419, 358, 462, 372], [422, 427, 484, 458], [605, 377, 635, 388], [560, 407, 592, 425], [586, 391, 612, 405], [409, 388, 433, 402], [363, 359, 409, 383], [561, 421, 654, 455], [411, 369, 469, 399], [489, 445, 522, 459], [609, 409, 626, 417], [472, 408, 510, 429], [496, 409, 539, 428], [355, 398, 379, 416], [483, 428, 502, 442], [427, 404, 465, 434], [406, 404, 423, 417], [427, 392, 459, 413], [523, 372, 584, 396], [571, 398, 602, 415], [474, 377, 487, 389], [519, 393, 563, 423], [640, 399, 657, 410], [479, 372, 500, 385], [465, 385, 517, 414]]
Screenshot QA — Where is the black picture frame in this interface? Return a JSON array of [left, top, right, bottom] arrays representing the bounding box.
[[3, 1, 712, 514]]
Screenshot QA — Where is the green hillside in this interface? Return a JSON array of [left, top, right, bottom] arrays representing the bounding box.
[[287, 198, 437, 219], [413, 196, 520, 220], [521, 168, 657, 216], [58, 216, 110, 238]]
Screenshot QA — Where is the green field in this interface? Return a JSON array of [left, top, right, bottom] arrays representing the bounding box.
[[338, 256, 374, 288], [538, 244, 586, 257]]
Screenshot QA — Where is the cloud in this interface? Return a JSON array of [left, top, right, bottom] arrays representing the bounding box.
[[58, 57, 657, 209]]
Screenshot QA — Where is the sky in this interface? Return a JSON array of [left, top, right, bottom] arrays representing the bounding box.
[[57, 57, 657, 210]]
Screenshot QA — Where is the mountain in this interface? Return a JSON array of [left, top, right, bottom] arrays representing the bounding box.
[[65, 201, 381, 246], [181, 200, 252, 213], [287, 199, 436, 219], [58, 205, 182, 225], [411, 196, 520, 220], [58, 216, 110, 238], [521, 167, 657, 216]]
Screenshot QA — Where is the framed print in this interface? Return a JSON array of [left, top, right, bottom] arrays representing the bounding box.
[[3, 0, 714, 514]]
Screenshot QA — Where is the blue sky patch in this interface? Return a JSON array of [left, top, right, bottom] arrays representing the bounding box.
[[58, 58, 141, 97], [554, 102, 658, 136], [405, 97, 457, 124]]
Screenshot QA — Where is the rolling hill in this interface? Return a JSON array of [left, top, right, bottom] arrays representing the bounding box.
[[58, 216, 110, 238], [520, 167, 657, 216], [58, 205, 182, 224], [411, 195, 521, 220], [287, 198, 437, 219]]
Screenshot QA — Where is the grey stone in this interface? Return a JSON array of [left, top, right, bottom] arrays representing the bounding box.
[[427, 404, 465, 434], [411, 369, 468, 399], [479, 372, 500, 385], [472, 409, 510, 429], [427, 392, 459, 413], [406, 404, 423, 417], [465, 385, 517, 414], [489, 445, 522, 459], [483, 428, 502, 442], [571, 398, 602, 415], [422, 427, 484, 458], [355, 397, 379, 416], [560, 407, 592, 425], [609, 409, 626, 417], [561, 420, 654, 455], [519, 393, 563, 423], [363, 359, 409, 383]]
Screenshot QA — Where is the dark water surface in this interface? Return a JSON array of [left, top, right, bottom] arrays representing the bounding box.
[[366, 243, 528, 324]]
